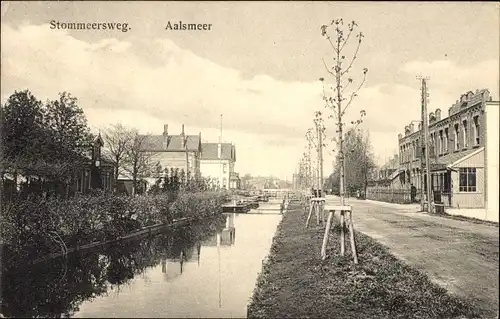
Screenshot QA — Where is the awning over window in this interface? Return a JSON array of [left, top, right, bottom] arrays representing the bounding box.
[[447, 147, 484, 169]]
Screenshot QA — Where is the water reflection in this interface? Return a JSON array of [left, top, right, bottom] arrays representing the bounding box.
[[1, 212, 282, 318]]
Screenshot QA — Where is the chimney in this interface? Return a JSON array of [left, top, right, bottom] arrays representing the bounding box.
[[418, 122, 422, 131], [409, 123, 414, 133], [218, 143, 222, 159], [163, 124, 168, 137], [398, 133, 403, 140], [181, 124, 186, 147], [429, 112, 435, 123], [435, 108, 441, 121]]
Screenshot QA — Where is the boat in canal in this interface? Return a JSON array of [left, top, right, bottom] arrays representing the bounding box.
[[222, 200, 251, 213]]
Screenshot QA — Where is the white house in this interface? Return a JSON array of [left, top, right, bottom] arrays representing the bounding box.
[[484, 99, 499, 222], [200, 143, 240, 189]]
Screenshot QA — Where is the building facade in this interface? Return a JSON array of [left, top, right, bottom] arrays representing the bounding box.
[[200, 143, 239, 189], [366, 154, 412, 203], [484, 99, 499, 221], [74, 133, 115, 194], [139, 124, 202, 187], [2, 133, 115, 198], [397, 89, 497, 211]]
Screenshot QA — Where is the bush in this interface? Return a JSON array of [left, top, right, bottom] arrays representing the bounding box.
[[170, 192, 226, 220], [0, 191, 225, 267]]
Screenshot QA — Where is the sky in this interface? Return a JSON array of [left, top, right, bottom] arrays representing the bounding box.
[[1, 1, 499, 180]]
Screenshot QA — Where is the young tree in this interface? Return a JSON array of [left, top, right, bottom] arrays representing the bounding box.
[[321, 19, 368, 206], [102, 123, 134, 188], [305, 111, 328, 195]]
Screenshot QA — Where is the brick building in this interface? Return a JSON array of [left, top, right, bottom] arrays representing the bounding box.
[[398, 89, 498, 212], [139, 124, 202, 187]]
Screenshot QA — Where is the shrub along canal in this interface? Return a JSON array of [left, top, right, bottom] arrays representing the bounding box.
[[0, 207, 282, 318]]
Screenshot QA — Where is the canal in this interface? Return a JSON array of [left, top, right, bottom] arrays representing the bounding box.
[[0, 207, 282, 318]]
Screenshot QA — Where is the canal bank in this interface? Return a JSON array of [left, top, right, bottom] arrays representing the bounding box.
[[1, 207, 283, 318], [247, 201, 483, 318], [26, 217, 193, 267], [0, 191, 227, 271]]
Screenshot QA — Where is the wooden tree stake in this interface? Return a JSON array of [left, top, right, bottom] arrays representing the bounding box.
[[321, 210, 334, 260], [305, 202, 314, 228], [321, 204, 358, 263], [316, 202, 320, 225], [340, 211, 345, 256], [348, 211, 359, 264]]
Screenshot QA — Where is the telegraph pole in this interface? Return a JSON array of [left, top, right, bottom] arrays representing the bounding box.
[[219, 114, 223, 191], [418, 76, 433, 213], [319, 126, 324, 197], [315, 122, 320, 193], [307, 140, 313, 190]]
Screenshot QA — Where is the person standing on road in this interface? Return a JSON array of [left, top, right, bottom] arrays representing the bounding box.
[[411, 183, 417, 203]]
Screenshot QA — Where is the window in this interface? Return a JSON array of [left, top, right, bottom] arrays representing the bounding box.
[[223, 164, 227, 173], [454, 124, 460, 150], [223, 177, 227, 189], [430, 133, 436, 157], [462, 120, 468, 148], [459, 168, 476, 192], [473, 116, 480, 145], [444, 128, 449, 152], [439, 130, 444, 155], [76, 171, 83, 192]]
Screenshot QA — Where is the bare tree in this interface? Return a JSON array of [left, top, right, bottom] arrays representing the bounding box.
[[102, 123, 133, 189], [320, 19, 368, 206], [122, 131, 156, 195], [306, 111, 328, 195], [333, 128, 376, 198]]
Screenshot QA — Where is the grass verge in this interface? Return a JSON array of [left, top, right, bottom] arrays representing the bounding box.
[[247, 201, 484, 319]]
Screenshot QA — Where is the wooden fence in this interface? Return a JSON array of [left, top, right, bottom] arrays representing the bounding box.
[[366, 187, 420, 204]]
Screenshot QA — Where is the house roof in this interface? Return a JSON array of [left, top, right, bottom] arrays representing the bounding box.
[[388, 168, 404, 180], [139, 134, 201, 152], [200, 143, 236, 161]]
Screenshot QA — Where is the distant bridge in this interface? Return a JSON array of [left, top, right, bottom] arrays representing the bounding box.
[[262, 188, 293, 198]]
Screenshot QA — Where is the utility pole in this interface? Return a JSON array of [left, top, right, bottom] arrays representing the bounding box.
[[307, 139, 313, 191], [418, 76, 433, 213], [219, 114, 223, 192], [319, 126, 324, 196]]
